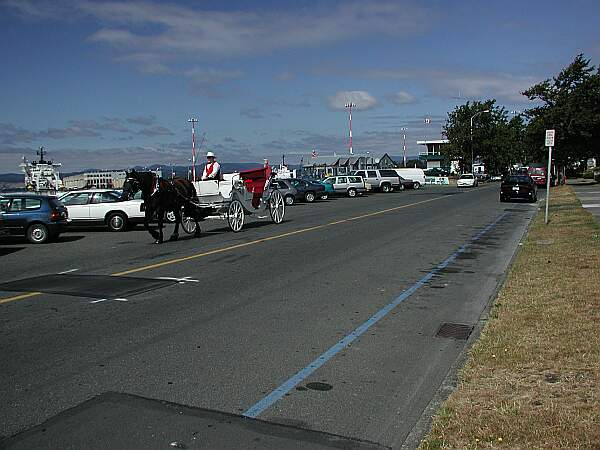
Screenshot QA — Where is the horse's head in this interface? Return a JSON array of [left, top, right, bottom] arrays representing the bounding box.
[[122, 169, 142, 200]]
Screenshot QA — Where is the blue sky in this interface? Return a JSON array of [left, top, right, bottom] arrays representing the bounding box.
[[1, 0, 599, 171]]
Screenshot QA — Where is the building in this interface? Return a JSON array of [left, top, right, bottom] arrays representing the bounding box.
[[301, 153, 397, 178], [63, 170, 127, 190], [417, 139, 449, 170]]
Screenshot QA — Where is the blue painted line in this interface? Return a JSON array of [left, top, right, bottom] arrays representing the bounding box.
[[242, 212, 508, 418]]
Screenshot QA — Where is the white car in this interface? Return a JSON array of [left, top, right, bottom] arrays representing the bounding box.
[[58, 189, 144, 231], [457, 173, 478, 188]]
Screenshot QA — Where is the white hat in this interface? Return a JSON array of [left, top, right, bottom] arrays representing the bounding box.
[[206, 151, 215, 158]]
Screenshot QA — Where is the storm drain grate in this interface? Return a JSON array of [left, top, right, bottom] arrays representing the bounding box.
[[436, 323, 473, 340]]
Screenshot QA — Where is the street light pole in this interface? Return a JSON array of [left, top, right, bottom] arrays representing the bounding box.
[[345, 102, 356, 155], [470, 109, 490, 173], [188, 117, 198, 182], [400, 127, 408, 167]]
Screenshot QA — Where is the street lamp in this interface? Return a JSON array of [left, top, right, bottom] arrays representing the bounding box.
[[345, 102, 356, 155], [470, 109, 490, 172], [399, 127, 408, 167]]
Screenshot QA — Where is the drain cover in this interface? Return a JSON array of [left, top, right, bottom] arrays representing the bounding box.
[[436, 323, 473, 340], [0, 274, 175, 299]]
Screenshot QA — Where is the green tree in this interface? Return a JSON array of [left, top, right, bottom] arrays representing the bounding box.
[[443, 100, 523, 173], [523, 54, 600, 169]]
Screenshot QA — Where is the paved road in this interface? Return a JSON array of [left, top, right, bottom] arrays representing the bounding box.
[[0, 185, 536, 449]]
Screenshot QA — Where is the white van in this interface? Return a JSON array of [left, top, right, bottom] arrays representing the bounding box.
[[392, 168, 426, 188]]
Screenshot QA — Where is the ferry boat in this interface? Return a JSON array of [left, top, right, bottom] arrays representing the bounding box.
[[20, 147, 64, 193]]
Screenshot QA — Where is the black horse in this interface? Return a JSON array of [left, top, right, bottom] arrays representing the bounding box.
[[122, 169, 205, 243]]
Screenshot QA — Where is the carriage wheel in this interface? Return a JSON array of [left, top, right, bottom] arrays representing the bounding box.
[[269, 189, 285, 224], [181, 214, 197, 234], [227, 199, 245, 232]]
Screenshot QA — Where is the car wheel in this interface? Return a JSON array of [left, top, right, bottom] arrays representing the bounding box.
[[284, 195, 295, 206], [381, 183, 391, 193], [108, 212, 128, 232], [165, 211, 176, 223], [413, 182, 421, 189], [305, 191, 316, 203], [27, 223, 49, 244], [348, 188, 357, 197]]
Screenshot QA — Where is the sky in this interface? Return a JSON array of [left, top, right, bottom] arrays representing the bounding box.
[[1, 0, 599, 172]]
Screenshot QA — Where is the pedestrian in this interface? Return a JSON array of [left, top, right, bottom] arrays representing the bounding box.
[[201, 151, 222, 181]]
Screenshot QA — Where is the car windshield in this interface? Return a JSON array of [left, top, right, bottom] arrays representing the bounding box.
[[459, 174, 474, 179]]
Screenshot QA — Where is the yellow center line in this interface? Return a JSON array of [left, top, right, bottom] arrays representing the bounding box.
[[0, 194, 447, 304], [0, 291, 42, 304]]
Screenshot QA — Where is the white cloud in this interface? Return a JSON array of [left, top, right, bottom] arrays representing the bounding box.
[[327, 91, 378, 111], [5, 1, 430, 70], [388, 91, 417, 105]]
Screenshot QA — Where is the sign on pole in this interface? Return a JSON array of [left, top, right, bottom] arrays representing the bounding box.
[[545, 129, 555, 147], [544, 129, 555, 224]]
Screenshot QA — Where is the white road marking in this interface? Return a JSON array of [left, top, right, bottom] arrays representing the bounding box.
[[157, 276, 200, 283], [58, 269, 79, 274], [582, 204, 600, 208], [89, 298, 128, 304]]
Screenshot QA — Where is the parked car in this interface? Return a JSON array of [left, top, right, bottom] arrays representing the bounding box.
[[323, 175, 369, 197], [500, 175, 537, 202], [392, 168, 426, 189], [289, 178, 328, 202], [0, 193, 68, 243], [58, 189, 144, 231], [457, 173, 478, 188], [350, 169, 400, 192], [397, 176, 417, 190], [270, 179, 300, 205], [424, 167, 449, 177]]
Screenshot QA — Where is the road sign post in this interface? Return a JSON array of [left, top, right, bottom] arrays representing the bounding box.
[[544, 130, 555, 225]]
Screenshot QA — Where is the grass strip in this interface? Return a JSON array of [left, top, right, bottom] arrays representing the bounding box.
[[421, 185, 600, 449]]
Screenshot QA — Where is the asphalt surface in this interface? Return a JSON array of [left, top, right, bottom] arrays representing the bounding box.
[[0, 185, 537, 449], [571, 180, 600, 224]]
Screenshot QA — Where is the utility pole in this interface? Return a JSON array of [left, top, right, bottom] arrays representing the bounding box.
[[188, 117, 198, 182], [400, 127, 408, 167], [345, 102, 356, 155]]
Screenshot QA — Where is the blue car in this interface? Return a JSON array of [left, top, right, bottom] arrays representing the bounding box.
[[0, 194, 69, 243]]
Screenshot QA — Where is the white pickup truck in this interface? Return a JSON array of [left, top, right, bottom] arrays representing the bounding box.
[[58, 189, 144, 231]]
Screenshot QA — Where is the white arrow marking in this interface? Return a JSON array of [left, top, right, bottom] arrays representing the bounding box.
[[157, 276, 200, 283], [59, 269, 79, 274]]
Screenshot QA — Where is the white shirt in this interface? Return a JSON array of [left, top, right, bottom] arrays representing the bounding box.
[[201, 161, 221, 180]]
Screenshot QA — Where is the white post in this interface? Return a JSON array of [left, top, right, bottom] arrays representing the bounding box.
[[545, 145, 552, 224]]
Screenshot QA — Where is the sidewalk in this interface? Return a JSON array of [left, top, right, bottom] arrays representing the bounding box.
[[569, 178, 600, 224]]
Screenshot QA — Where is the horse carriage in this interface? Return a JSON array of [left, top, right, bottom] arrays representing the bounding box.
[[123, 165, 285, 243]]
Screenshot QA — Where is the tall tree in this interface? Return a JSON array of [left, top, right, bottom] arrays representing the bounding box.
[[523, 54, 600, 168]]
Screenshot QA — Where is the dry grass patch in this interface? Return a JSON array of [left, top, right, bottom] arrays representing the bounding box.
[[421, 186, 600, 449]]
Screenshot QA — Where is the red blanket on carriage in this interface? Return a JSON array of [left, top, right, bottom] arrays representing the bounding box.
[[239, 166, 272, 208]]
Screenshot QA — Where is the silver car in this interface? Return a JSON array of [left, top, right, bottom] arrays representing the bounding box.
[[323, 175, 369, 197]]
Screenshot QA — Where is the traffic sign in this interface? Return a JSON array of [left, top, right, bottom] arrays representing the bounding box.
[[545, 129, 555, 147]]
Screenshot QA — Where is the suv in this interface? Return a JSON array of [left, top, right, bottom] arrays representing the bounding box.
[[350, 169, 400, 192], [0, 194, 69, 243], [323, 175, 369, 197]]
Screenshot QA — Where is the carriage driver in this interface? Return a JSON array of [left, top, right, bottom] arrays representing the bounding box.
[[201, 151, 222, 181]]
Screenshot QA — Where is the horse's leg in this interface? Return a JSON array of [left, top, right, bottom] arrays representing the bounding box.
[[155, 206, 164, 244], [169, 205, 180, 241], [145, 207, 160, 241]]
